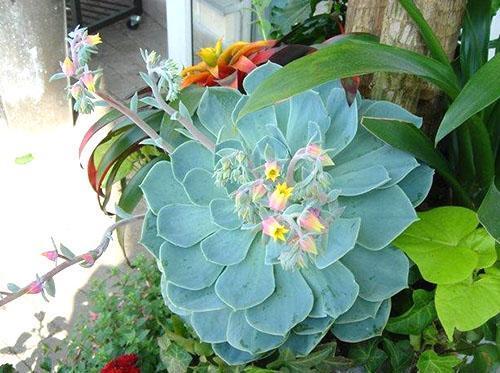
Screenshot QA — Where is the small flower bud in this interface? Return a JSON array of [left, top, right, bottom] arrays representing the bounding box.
[[27, 280, 43, 294], [61, 57, 76, 77], [85, 33, 102, 46], [41, 250, 58, 262]]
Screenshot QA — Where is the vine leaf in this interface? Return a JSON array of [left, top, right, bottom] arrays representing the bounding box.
[[385, 289, 436, 335], [416, 350, 461, 373]]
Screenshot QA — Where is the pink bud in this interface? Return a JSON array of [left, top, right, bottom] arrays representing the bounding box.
[[299, 209, 326, 233], [70, 84, 82, 99], [61, 57, 76, 77], [81, 73, 96, 92], [27, 280, 43, 294], [251, 180, 267, 202], [305, 144, 334, 166], [299, 236, 318, 254], [41, 250, 58, 262], [89, 311, 99, 321], [81, 253, 95, 266]]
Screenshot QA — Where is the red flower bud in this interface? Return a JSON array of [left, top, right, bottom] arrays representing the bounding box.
[[27, 280, 43, 294]]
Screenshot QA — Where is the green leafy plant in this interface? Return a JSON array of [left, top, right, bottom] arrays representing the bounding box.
[[54, 255, 170, 372], [139, 61, 432, 364], [393, 206, 499, 339]]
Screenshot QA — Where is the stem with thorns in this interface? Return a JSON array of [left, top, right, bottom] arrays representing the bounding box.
[[0, 214, 144, 308]]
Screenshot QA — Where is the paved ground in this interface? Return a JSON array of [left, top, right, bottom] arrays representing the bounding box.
[[0, 13, 166, 371]]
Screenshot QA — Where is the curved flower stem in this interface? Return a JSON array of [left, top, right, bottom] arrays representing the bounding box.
[[286, 150, 306, 186], [148, 78, 216, 152], [95, 91, 174, 154], [0, 214, 145, 308]]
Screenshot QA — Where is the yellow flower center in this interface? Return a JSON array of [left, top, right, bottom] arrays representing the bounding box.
[[271, 224, 289, 241], [276, 182, 293, 198], [265, 167, 280, 182]]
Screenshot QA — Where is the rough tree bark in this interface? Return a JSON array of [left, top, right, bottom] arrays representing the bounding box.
[[345, 0, 466, 114]]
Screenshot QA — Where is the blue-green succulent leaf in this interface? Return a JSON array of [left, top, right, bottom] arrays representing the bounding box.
[[159, 241, 223, 290], [313, 80, 343, 103], [340, 186, 417, 250], [201, 228, 257, 265], [279, 331, 328, 357], [332, 299, 391, 342], [227, 310, 286, 354], [243, 62, 282, 94], [171, 141, 213, 182], [341, 245, 409, 302], [161, 275, 191, 316], [330, 165, 390, 197], [139, 210, 164, 258], [293, 316, 334, 335], [324, 88, 358, 156], [246, 266, 314, 336], [252, 135, 290, 166], [183, 168, 227, 206], [398, 164, 434, 207], [198, 87, 242, 138], [166, 282, 226, 312], [191, 308, 232, 343], [210, 198, 241, 230], [360, 99, 422, 128], [286, 91, 329, 153], [158, 204, 218, 247], [301, 262, 359, 319], [234, 96, 277, 150], [215, 238, 275, 309], [335, 297, 383, 324], [334, 145, 419, 187], [212, 342, 257, 365], [141, 161, 190, 214], [315, 218, 361, 269], [265, 240, 287, 265]]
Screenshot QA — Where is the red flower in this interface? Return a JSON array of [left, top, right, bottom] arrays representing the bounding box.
[[101, 354, 140, 373]]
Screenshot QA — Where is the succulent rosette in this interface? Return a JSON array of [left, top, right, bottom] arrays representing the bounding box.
[[140, 62, 434, 365]]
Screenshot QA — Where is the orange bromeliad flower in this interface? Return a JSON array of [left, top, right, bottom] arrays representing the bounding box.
[[181, 38, 279, 89]]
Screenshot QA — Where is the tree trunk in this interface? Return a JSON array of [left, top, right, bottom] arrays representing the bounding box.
[[371, 0, 466, 113], [345, 0, 387, 35]]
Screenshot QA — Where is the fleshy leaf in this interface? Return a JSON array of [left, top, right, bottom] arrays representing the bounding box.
[[286, 90, 329, 153], [166, 282, 226, 312], [246, 266, 314, 336], [158, 204, 218, 248], [300, 262, 359, 319], [159, 241, 223, 290], [324, 88, 358, 156], [191, 308, 232, 343], [210, 198, 241, 230], [226, 310, 285, 354], [171, 141, 213, 182], [341, 245, 409, 302], [279, 331, 327, 357], [329, 165, 390, 196], [335, 298, 383, 324], [340, 186, 417, 250], [201, 228, 257, 265], [332, 299, 391, 342], [198, 87, 242, 138], [293, 316, 334, 335], [183, 168, 227, 206], [139, 211, 164, 258], [243, 62, 282, 94], [141, 161, 190, 214], [212, 342, 257, 365], [215, 238, 275, 309], [359, 99, 422, 128], [315, 218, 361, 269], [397, 164, 434, 207]]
